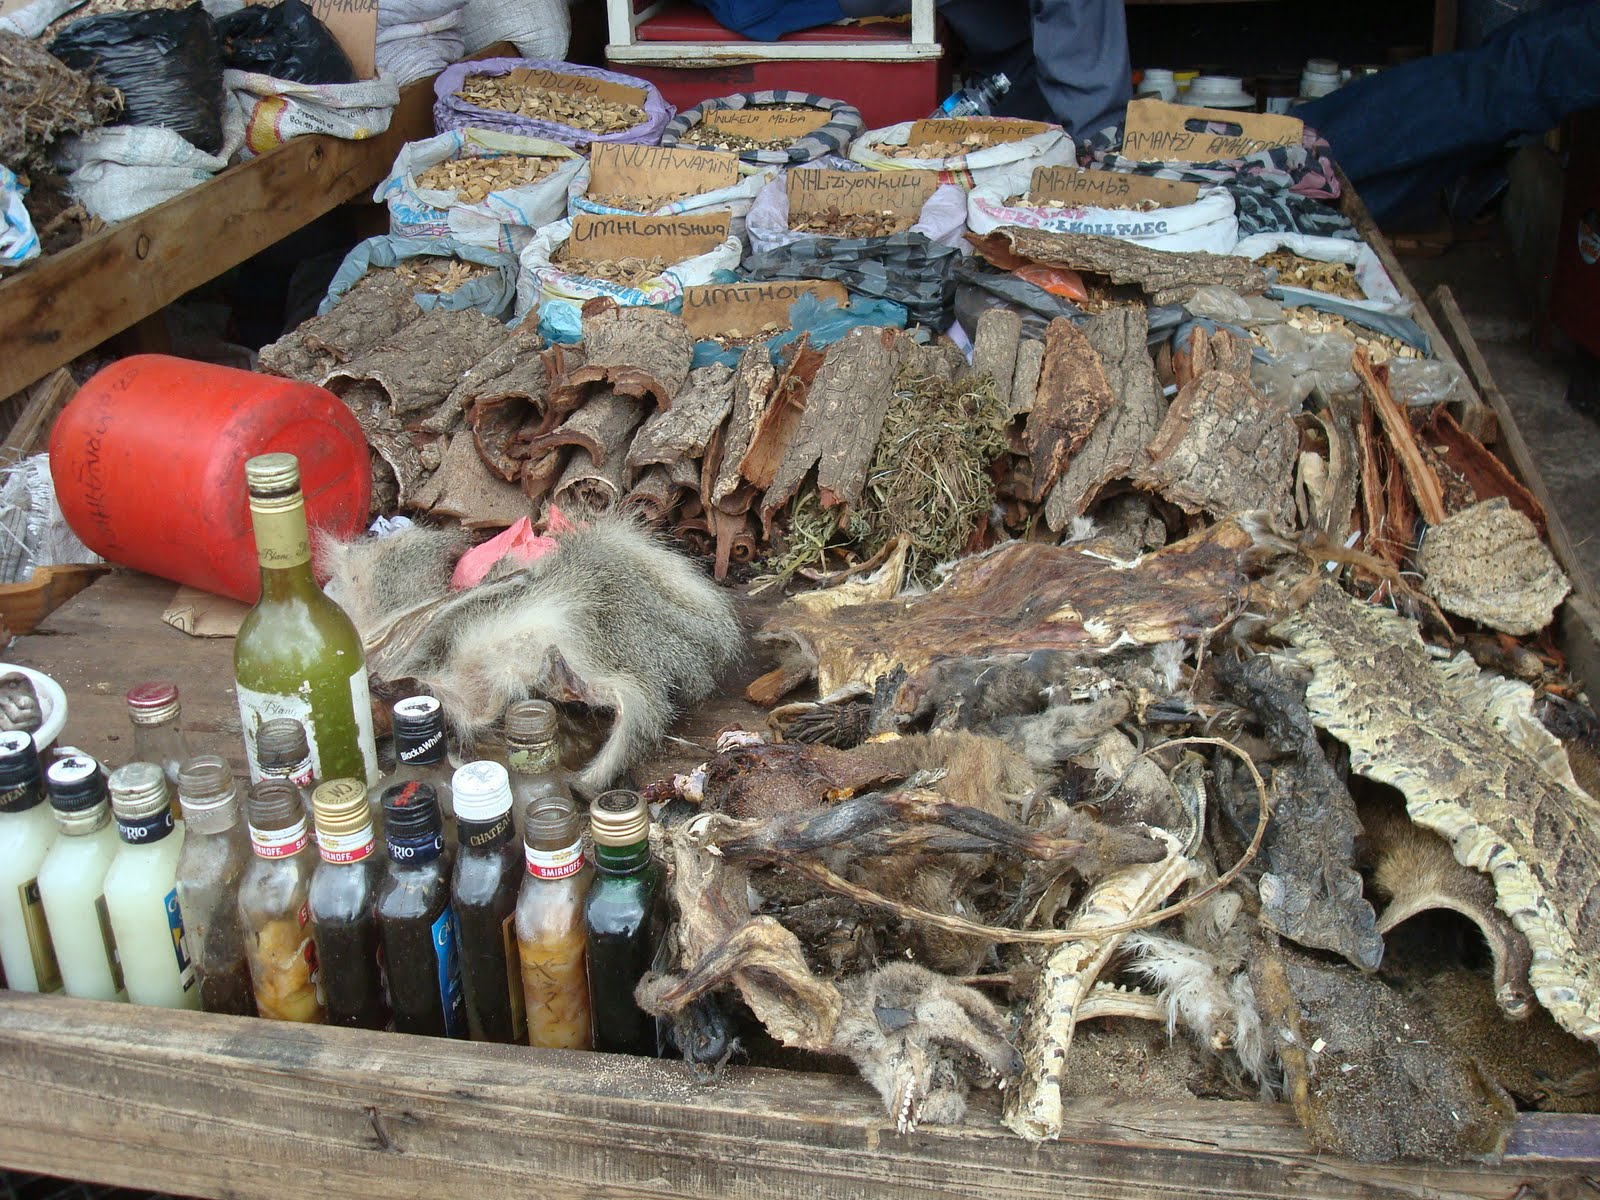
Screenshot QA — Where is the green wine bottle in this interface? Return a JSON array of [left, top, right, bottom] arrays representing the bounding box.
[[234, 454, 378, 788]]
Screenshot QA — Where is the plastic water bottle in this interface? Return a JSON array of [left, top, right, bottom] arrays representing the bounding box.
[[931, 72, 1011, 119]]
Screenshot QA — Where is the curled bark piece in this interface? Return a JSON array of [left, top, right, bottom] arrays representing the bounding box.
[[625, 363, 736, 477], [1252, 939, 1516, 1164], [1025, 318, 1115, 502], [520, 449, 567, 505], [622, 465, 685, 526], [258, 270, 421, 382], [1008, 337, 1044, 419], [1136, 370, 1298, 530], [325, 306, 510, 416], [738, 339, 827, 495], [709, 347, 777, 508], [1043, 306, 1162, 528], [1417, 498, 1570, 636], [1417, 406, 1547, 534], [521, 389, 649, 468], [996, 229, 1268, 306], [552, 446, 626, 513], [1355, 349, 1446, 526], [414, 431, 532, 529], [549, 297, 694, 416], [1006, 832, 1196, 1141], [712, 509, 756, 582], [970, 307, 1022, 414], [762, 327, 906, 527]]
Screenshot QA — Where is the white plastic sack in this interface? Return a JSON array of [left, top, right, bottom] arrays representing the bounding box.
[[567, 158, 777, 236], [1233, 232, 1411, 316], [376, 128, 583, 252], [745, 172, 969, 256], [56, 115, 242, 223], [459, 0, 569, 59], [848, 120, 1075, 194], [1, 167, 40, 269], [1, 0, 240, 36], [228, 70, 400, 159], [515, 216, 741, 328], [0, 455, 101, 585], [376, 7, 465, 86], [967, 182, 1239, 255]]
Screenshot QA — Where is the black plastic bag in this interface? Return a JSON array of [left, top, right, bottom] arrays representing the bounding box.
[[52, 3, 225, 155], [742, 232, 960, 329], [217, 0, 356, 86]]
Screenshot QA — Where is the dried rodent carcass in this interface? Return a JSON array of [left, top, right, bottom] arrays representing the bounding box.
[[340, 514, 742, 791], [319, 522, 473, 634]]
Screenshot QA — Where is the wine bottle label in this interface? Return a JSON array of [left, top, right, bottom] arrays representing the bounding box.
[[433, 908, 465, 1040], [249, 501, 311, 569], [95, 894, 125, 994], [317, 825, 376, 864], [501, 911, 527, 1043], [164, 887, 196, 990], [116, 808, 175, 844], [459, 813, 513, 851], [526, 840, 584, 880], [349, 669, 380, 788], [238, 667, 378, 788], [263, 755, 315, 790], [18, 879, 61, 992], [388, 832, 443, 864], [250, 817, 310, 859]]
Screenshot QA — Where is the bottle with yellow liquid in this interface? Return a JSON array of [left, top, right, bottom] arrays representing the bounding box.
[[234, 453, 378, 788]]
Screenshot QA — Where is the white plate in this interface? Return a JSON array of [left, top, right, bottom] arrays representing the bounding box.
[[0, 664, 68, 750]]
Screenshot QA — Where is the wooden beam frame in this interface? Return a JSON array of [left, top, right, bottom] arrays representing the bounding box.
[[0, 991, 1594, 1199]]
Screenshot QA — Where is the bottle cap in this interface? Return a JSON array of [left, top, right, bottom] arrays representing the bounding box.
[[526, 802, 581, 847], [452, 761, 512, 822], [381, 780, 442, 842], [394, 696, 446, 765], [244, 453, 301, 499], [246, 779, 305, 831], [0, 729, 43, 791], [176, 755, 236, 816], [256, 718, 312, 772], [504, 699, 557, 745], [312, 778, 372, 840], [589, 789, 647, 846], [126, 682, 181, 725], [1305, 57, 1340, 76], [45, 753, 106, 814], [108, 761, 171, 821]]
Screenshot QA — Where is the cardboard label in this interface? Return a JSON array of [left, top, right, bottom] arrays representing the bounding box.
[[906, 118, 1053, 148], [787, 169, 939, 217], [588, 143, 740, 201], [681, 281, 849, 338], [504, 66, 646, 108], [308, 0, 378, 79], [1121, 98, 1303, 163], [567, 212, 731, 263], [698, 107, 832, 141], [1026, 165, 1200, 209]]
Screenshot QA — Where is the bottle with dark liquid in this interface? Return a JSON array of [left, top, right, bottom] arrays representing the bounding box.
[[308, 777, 388, 1030], [504, 700, 573, 837], [518, 802, 592, 1050], [583, 789, 660, 1055], [377, 781, 465, 1038], [238, 780, 323, 1023], [173, 757, 256, 1016], [383, 697, 455, 834], [450, 761, 524, 1044]]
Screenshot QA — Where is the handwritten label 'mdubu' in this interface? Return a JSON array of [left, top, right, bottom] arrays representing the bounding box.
[[786, 168, 940, 218], [503, 67, 648, 108], [1120, 98, 1302, 164]]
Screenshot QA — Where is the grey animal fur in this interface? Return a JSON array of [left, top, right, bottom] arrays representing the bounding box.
[[318, 523, 472, 634], [351, 515, 742, 791]]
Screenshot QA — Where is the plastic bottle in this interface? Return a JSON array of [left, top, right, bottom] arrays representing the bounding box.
[[102, 762, 198, 1009], [451, 762, 525, 1044], [174, 757, 255, 1016], [931, 72, 1011, 119], [37, 755, 119, 1000], [238, 780, 323, 1023], [235, 452, 379, 788], [0, 731, 60, 993], [49, 355, 370, 604]]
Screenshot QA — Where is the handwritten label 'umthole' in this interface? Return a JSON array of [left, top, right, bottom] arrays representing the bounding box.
[[680, 280, 849, 338]]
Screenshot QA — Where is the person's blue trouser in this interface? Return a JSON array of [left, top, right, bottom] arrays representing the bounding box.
[[1298, 0, 1600, 226]]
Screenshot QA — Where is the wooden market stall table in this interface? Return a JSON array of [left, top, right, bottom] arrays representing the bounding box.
[[0, 48, 509, 404]]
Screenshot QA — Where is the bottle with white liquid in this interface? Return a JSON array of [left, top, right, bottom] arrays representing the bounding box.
[[0, 731, 61, 992], [38, 756, 124, 1001], [102, 762, 199, 1009]]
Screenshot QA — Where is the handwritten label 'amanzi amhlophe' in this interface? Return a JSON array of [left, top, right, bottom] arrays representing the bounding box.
[[1120, 98, 1303, 164]]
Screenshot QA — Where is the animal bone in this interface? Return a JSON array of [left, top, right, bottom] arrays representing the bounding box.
[[1005, 830, 1199, 1140]]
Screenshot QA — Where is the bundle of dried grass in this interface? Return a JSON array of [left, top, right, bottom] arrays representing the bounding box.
[[0, 32, 120, 171]]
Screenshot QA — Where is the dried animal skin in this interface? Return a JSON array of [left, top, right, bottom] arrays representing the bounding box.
[[1277, 586, 1600, 1044], [415, 153, 563, 204], [1215, 653, 1383, 971], [1252, 939, 1515, 1163], [754, 517, 1255, 701], [1418, 498, 1570, 635], [1136, 369, 1298, 530], [1359, 795, 1533, 1019], [1006, 831, 1197, 1140], [455, 76, 645, 133]]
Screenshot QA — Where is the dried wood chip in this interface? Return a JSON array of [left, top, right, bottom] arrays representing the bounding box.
[[1024, 318, 1115, 501], [1356, 350, 1446, 526], [587, 189, 698, 213], [389, 258, 493, 296], [415, 153, 564, 204], [1260, 249, 1365, 301], [549, 250, 668, 287], [680, 107, 828, 152], [455, 76, 645, 133], [790, 206, 911, 238], [969, 308, 1021, 415]]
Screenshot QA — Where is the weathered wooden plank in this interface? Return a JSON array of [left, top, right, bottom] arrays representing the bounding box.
[[0, 47, 510, 401], [0, 991, 1590, 1200]]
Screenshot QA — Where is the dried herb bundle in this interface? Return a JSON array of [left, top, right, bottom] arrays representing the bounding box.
[[455, 76, 645, 133], [0, 32, 120, 171], [414, 153, 562, 204]]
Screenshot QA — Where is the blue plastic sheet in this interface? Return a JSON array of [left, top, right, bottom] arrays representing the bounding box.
[[690, 290, 908, 368]]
